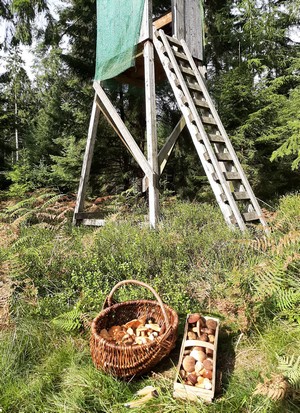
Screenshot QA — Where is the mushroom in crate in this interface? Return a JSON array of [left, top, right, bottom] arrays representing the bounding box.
[[173, 313, 219, 403]]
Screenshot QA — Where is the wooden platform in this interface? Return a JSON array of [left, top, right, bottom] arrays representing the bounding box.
[[115, 12, 172, 87]]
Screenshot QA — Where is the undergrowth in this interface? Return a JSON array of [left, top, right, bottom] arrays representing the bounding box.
[[0, 191, 299, 412]]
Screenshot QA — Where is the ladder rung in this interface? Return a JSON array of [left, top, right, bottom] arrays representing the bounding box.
[[187, 82, 202, 92], [203, 152, 210, 162], [233, 191, 250, 200], [173, 50, 189, 62], [224, 171, 241, 180], [243, 211, 259, 222], [216, 152, 233, 161], [181, 66, 196, 77], [201, 116, 217, 126], [208, 134, 225, 143], [194, 98, 209, 109], [220, 193, 227, 202], [165, 34, 182, 47]]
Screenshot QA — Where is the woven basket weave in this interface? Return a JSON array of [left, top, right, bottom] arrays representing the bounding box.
[[90, 280, 178, 378]]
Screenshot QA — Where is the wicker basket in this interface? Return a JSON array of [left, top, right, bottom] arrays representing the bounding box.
[[90, 280, 178, 378]]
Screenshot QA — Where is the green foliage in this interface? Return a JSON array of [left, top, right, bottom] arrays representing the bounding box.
[[52, 302, 84, 333], [277, 355, 300, 390], [1, 194, 300, 411]]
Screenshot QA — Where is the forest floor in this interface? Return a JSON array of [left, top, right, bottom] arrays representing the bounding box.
[[0, 190, 299, 412]]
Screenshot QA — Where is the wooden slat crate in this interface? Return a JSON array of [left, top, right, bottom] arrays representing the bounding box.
[[173, 314, 220, 403]]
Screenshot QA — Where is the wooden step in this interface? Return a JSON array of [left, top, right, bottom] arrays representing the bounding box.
[[201, 116, 217, 126], [224, 171, 241, 180], [165, 34, 182, 47], [194, 98, 209, 109], [208, 134, 225, 143], [243, 211, 259, 222], [233, 191, 250, 200], [187, 82, 202, 92], [181, 66, 196, 77], [173, 50, 189, 62], [216, 152, 233, 161]]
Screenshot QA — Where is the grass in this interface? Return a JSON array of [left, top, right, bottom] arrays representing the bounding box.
[[0, 192, 299, 412]]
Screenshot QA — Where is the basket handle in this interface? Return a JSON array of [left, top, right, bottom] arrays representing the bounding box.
[[105, 279, 170, 329]]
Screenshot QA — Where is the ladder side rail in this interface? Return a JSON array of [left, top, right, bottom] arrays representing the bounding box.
[[181, 41, 269, 230], [156, 30, 246, 231]]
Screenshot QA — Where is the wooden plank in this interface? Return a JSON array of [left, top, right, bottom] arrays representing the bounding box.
[[143, 117, 186, 192], [165, 33, 182, 47], [74, 212, 105, 220], [208, 134, 225, 143], [158, 117, 186, 174], [153, 12, 172, 30], [173, 50, 189, 62], [224, 171, 241, 180], [216, 152, 233, 161], [184, 0, 203, 61], [243, 211, 259, 222], [194, 98, 209, 109], [187, 82, 202, 92], [144, 36, 160, 229], [233, 191, 250, 200], [181, 66, 196, 77], [73, 93, 100, 225], [201, 116, 217, 126], [82, 219, 105, 227], [172, 0, 185, 40], [139, 0, 150, 42], [93, 81, 153, 179]]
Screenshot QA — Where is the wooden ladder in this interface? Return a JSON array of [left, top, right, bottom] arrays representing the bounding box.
[[154, 29, 268, 232]]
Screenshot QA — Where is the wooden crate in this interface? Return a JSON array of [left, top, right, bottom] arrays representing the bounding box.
[[173, 314, 220, 403]]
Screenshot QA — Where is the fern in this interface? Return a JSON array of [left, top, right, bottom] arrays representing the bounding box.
[[52, 305, 83, 333], [277, 355, 300, 390], [277, 289, 300, 312]]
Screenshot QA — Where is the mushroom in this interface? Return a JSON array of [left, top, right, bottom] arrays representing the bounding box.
[[182, 356, 196, 373], [190, 349, 207, 362], [195, 361, 204, 375], [203, 359, 213, 371], [188, 313, 200, 324], [99, 329, 111, 340], [187, 332, 198, 340], [187, 373, 198, 385], [203, 369, 213, 379], [108, 325, 122, 337], [124, 319, 142, 330], [208, 334, 215, 343], [145, 323, 161, 332], [203, 378, 212, 390], [199, 333, 208, 342], [206, 319, 217, 330]]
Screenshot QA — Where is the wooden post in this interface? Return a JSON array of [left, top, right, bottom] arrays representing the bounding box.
[[73, 92, 100, 225], [144, 0, 159, 229]]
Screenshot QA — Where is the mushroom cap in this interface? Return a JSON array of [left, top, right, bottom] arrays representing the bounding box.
[[203, 359, 213, 371], [206, 319, 217, 330], [190, 349, 207, 362], [188, 313, 201, 324], [182, 356, 196, 373]]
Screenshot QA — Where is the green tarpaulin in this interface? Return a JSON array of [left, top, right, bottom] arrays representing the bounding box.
[[95, 0, 145, 81]]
